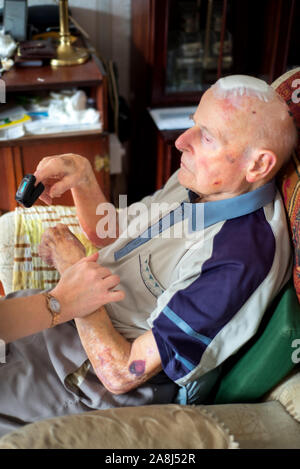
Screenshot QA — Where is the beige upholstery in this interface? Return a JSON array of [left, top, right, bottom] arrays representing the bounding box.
[[264, 367, 300, 423], [207, 401, 300, 449], [0, 404, 238, 449], [0, 398, 300, 449]]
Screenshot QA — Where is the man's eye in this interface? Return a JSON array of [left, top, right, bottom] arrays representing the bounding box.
[[202, 134, 212, 143]]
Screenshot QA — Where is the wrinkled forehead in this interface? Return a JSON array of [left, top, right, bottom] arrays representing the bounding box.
[[195, 88, 257, 140]]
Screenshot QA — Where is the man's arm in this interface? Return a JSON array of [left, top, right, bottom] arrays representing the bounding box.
[[38, 223, 162, 393], [71, 170, 113, 247], [75, 307, 162, 394]]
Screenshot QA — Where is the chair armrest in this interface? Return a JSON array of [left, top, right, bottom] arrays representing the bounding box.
[[263, 366, 300, 423], [0, 205, 98, 295], [0, 211, 16, 294]]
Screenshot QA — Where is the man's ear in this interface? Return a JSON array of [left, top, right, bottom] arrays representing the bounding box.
[[245, 149, 277, 183]]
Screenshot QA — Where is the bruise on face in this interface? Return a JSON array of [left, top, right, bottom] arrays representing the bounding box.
[[219, 97, 237, 114], [213, 180, 222, 185], [129, 360, 146, 377], [225, 154, 236, 164]]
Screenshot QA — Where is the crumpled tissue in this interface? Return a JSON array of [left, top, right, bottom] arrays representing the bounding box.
[[48, 90, 100, 124], [0, 32, 17, 59]]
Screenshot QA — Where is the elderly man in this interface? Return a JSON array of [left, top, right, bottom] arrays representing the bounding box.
[[0, 75, 298, 436]]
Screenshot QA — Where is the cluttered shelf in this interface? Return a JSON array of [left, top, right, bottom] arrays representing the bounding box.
[[2, 55, 105, 92], [0, 85, 105, 142], [0, 128, 106, 148], [0, 50, 108, 140]]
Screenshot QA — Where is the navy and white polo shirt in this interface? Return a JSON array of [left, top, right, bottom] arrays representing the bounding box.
[[98, 170, 292, 400]]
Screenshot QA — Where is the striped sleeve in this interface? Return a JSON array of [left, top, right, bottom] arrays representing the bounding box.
[[152, 210, 276, 384]]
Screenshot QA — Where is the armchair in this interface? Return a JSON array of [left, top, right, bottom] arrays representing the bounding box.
[[0, 68, 299, 449]]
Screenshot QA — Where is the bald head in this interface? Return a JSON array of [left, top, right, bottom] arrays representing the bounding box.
[[209, 75, 298, 172]]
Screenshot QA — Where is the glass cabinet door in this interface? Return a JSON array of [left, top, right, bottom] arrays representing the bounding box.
[[157, 0, 297, 103], [166, 0, 233, 94]]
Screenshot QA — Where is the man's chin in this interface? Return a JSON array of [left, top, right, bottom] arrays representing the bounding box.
[[177, 167, 191, 188]]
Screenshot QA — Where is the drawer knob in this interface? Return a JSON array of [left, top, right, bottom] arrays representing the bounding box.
[[94, 154, 109, 173]]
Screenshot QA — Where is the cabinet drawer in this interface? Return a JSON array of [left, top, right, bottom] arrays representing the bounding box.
[[0, 133, 110, 211]]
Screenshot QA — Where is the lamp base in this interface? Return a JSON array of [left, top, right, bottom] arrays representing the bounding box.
[[51, 43, 89, 67]]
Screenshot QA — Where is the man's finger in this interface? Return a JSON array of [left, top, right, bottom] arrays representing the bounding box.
[[34, 157, 53, 183], [49, 176, 73, 199], [34, 158, 66, 185], [38, 192, 52, 205]]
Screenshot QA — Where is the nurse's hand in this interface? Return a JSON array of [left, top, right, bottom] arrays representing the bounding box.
[[51, 252, 125, 320]]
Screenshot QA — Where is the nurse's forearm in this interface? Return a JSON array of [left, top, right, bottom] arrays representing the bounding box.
[[0, 293, 69, 343]]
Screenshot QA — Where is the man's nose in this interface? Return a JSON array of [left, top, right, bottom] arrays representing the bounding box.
[[175, 128, 195, 153]]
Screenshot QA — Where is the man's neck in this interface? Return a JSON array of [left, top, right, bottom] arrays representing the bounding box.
[[192, 180, 269, 203]]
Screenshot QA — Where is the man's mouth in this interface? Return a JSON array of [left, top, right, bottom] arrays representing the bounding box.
[[180, 159, 190, 171]]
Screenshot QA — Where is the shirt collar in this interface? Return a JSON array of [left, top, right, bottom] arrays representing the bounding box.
[[185, 179, 277, 230]]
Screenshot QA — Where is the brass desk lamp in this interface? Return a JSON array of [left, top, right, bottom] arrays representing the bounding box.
[[51, 0, 89, 66]]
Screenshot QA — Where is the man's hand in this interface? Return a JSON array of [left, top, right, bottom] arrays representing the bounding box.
[[38, 223, 86, 274], [51, 253, 125, 321], [34, 153, 94, 205], [34, 154, 115, 247]]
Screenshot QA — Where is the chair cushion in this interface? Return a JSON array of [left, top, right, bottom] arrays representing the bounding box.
[[264, 368, 300, 423], [12, 205, 98, 291], [214, 280, 300, 403], [274, 68, 300, 302], [0, 404, 239, 449]]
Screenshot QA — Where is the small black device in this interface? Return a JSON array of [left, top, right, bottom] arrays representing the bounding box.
[[15, 174, 44, 208]]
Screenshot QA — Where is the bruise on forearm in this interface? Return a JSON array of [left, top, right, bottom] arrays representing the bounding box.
[[75, 307, 161, 394], [129, 360, 146, 376]]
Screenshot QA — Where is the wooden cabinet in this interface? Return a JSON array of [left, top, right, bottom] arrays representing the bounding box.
[[129, 0, 298, 200], [0, 55, 110, 211]]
